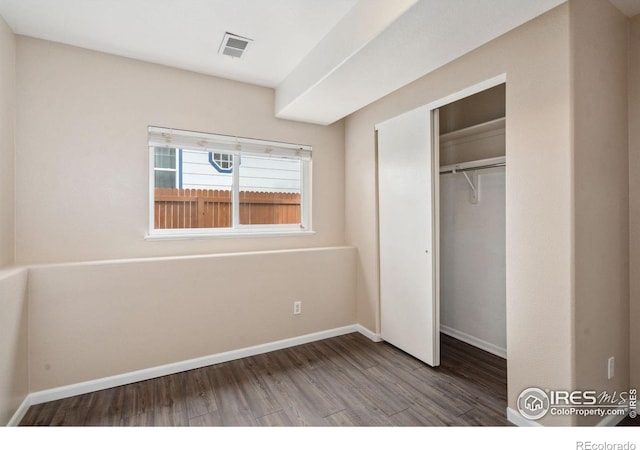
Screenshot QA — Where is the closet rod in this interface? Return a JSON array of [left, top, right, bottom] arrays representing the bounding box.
[[439, 162, 505, 175], [439, 156, 506, 175]]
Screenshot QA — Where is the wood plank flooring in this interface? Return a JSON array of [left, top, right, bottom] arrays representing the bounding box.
[[20, 333, 510, 426]]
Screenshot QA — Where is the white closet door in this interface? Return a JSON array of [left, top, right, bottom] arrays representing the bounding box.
[[377, 105, 439, 367]]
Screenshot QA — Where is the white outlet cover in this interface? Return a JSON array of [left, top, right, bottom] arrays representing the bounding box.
[[608, 357, 615, 379]]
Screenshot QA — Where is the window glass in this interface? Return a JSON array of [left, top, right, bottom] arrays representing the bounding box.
[[153, 147, 177, 189], [239, 155, 301, 225], [212, 152, 233, 171], [149, 127, 311, 236], [154, 147, 176, 169], [154, 171, 176, 189]]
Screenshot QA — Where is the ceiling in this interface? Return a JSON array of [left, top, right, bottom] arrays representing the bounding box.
[[0, 0, 636, 125], [609, 0, 640, 17]]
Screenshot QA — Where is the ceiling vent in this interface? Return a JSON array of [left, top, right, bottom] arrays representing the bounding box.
[[219, 32, 252, 58]]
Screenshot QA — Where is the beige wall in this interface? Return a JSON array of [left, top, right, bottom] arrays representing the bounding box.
[[630, 14, 640, 393], [572, 0, 630, 425], [28, 246, 356, 391], [0, 15, 23, 427], [13, 37, 356, 396], [3, 2, 636, 427], [15, 37, 346, 265], [346, 4, 574, 425], [8, 35, 355, 412], [0, 268, 28, 425], [0, 16, 15, 268]]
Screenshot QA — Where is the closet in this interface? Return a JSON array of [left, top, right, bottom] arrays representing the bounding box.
[[438, 84, 506, 359], [376, 80, 506, 368]]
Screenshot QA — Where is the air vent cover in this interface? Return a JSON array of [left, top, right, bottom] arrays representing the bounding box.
[[219, 32, 252, 58]]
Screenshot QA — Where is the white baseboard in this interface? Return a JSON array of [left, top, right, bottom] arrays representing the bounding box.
[[26, 324, 365, 408], [440, 325, 506, 359], [507, 406, 628, 427], [7, 396, 32, 427], [507, 407, 543, 427], [10, 323, 629, 428], [354, 324, 382, 342]]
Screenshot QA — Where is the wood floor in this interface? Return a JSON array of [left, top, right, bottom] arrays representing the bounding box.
[[20, 333, 510, 426]]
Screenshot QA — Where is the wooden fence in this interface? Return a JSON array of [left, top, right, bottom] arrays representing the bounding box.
[[154, 188, 301, 229]]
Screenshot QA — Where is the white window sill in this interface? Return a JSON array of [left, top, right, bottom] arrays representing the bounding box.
[[145, 229, 316, 241]]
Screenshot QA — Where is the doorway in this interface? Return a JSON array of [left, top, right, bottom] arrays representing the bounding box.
[[436, 83, 507, 361], [376, 76, 506, 369]]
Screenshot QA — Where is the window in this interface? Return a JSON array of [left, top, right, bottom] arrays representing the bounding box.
[[148, 126, 312, 237], [153, 147, 178, 188], [210, 152, 233, 173]]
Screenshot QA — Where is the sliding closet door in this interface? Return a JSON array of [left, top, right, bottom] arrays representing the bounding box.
[[377, 105, 439, 367]]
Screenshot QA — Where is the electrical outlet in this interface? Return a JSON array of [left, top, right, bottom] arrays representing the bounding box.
[[608, 356, 615, 380], [293, 301, 302, 315]]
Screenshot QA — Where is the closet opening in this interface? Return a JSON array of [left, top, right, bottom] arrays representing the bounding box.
[[436, 83, 506, 379], [376, 77, 507, 420]]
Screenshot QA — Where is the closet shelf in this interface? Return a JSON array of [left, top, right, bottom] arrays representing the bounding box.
[[439, 117, 505, 144]]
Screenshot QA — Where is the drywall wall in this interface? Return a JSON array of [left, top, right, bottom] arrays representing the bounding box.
[[0, 268, 28, 425], [15, 37, 346, 265], [13, 33, 355, 408], [345, 4, 573, 425], [0, 15, 15, 268], [28, 246, 356, 391], [440, 167, 506, 356], [572, 0, 629, 426], [629, 14, 640, 395]]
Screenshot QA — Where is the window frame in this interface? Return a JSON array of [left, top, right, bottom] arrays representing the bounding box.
[[153, 147, 179, 188], [147, 126, 313, 239], [209, 152, 233, 173]]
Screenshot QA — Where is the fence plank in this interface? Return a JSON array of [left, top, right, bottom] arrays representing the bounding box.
[[153, 188, 299, 229]]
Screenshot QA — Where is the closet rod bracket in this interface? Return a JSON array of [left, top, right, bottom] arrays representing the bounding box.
[[453, 169, 479, 204]]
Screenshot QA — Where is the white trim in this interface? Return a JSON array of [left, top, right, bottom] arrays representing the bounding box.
[[5, 323, 376, 425], [145, 229, 316, 240], [423, 74, 507, 112], [7, 396, 32, 426], [27, 246, 354, 270], [440, 325, 506, 359], [148, 145, 155, 233], [148, 145, 312, 237], [354, 324, 382, 342], [507, 407, 628, 427], [232, 152, 240, 228], [9, 319, 628, 427], [148, 126, 312, 158], [375, 74, 507, 131], [432, 108, 441, 367], [0, 266, 28, 281], [27, 325, 361, 407], [507, 407, 543, 427], [301, 158, 312, 231]]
